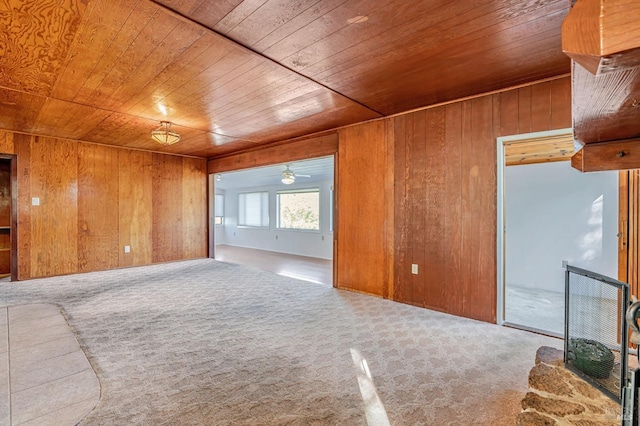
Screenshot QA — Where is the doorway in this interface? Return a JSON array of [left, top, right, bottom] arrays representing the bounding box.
[[497, 130, 620, 336], [0, 155, 17, 281], [208, 156, 335, 285]]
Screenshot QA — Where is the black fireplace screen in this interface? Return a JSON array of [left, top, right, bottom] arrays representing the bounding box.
[[564, 265, 630, 402]]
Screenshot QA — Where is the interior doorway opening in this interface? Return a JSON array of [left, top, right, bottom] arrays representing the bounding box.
[[0, 155, 17, 282], [209, 156, 335, 286], [497, 129, 620, 336]]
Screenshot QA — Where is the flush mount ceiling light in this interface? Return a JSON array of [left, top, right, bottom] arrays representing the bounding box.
[[151, 121, 181, 146], [281, 165, 295, 185]]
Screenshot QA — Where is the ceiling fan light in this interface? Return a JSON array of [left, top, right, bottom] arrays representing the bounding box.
[[151, 121, 181, 146], [281, 175, 295, 185], [281, 165, 296, 184]]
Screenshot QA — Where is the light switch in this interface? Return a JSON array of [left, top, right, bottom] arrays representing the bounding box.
[[124, 246, 131, 253], [32, 197, 40, 206], [411, 264, 418, 274]]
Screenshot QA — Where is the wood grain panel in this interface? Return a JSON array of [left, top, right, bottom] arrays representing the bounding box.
[[572, 138, 640, 172], [0, 130, 15, 155], [443, 103, 464, 317], [14, 133, 32, 280], [0, 0, 86, 96], [29, 136, 78, 278], [77, 144, 120, 272], [152, 154, 184, 263], [409, 112, 426, 306], [423, 108, 447, 312], [118, 150, 153, 267], [0, 128, 207, 280], [392, 77, 570, 322], [336, 120, 390, 296], [393, 115, 410, 304], [562, 0, 640, 74], [504, 133, 574, 166], [572, 61, 640, 146], [208, 133, 338, 173], [182, 157, 207, 259]]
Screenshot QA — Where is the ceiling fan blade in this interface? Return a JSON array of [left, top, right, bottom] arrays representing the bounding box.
[[296, 174, 311, 177]]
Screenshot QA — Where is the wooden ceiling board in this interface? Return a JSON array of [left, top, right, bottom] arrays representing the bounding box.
[[0, 0, 88, 96], [504, 134, 574, 166], [286, 1, 569, 114], [0, 89, 47, 132], [0, 0, 572, 158]]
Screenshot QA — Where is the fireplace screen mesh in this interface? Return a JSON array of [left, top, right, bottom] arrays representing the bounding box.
[[565, 266, 629, 401]]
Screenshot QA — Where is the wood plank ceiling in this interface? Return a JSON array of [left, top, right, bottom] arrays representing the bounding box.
[[0, 0, 570, 158]]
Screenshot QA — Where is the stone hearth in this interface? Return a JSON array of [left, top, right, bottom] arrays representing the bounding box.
[[516, 346, 620, 425]]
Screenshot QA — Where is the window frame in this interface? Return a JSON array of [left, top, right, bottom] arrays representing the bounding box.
[[276, 187, 321, 232]]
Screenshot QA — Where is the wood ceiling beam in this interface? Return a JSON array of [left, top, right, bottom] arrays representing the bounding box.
[[571, 138, 640, 172], [562, 0, 640, 75]]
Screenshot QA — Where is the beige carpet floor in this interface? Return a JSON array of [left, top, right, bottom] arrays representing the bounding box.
[[0, 259, 560, 425]]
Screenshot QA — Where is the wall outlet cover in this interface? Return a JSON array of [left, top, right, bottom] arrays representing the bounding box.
[[411, 264, 418, 274]]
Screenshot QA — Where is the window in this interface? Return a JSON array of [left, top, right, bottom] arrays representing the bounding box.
[[277, 188, 320, 231], [214, 194, 224, 225], [238, 191, 269, 227]]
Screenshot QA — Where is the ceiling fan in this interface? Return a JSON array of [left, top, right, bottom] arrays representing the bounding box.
[[281, 165, 310, 185]]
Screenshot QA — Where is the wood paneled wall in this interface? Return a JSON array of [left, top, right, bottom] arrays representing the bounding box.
[[0, 130, 207, 280], [336, 120, 394, 297], [392, 77, 571, 322]]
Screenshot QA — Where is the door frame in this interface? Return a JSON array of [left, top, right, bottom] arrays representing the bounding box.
[[496, 128, 573, 327], [0, 154, 18, 281]]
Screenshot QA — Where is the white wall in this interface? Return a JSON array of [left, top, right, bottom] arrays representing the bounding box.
[[505, 161, 618, 293], [216, 180, 333, 259]]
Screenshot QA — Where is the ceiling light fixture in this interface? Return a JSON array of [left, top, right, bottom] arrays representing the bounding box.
[[281, 165, 296, 185], [151, 121, 181, 146]]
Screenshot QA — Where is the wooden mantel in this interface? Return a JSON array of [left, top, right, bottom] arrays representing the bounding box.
[[563, 0, 640, 172]]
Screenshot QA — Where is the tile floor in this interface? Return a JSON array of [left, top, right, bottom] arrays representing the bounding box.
[[0, 304, 99, 426]]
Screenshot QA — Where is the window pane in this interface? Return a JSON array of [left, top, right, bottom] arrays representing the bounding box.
[[277, 190, 320, 230], [214, 194, 224, 217], [238, 191, 269, 227]]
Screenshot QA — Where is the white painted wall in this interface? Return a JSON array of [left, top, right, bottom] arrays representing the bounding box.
[[216, 180, 333, 259], [505, 161, 618, 293]]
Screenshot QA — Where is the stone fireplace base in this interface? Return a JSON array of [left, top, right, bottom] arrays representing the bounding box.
[[516, 346, 620, 425]]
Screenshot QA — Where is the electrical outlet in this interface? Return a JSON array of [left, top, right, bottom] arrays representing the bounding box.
[[124, 246, 131, 253], [32, 197, 40, 206], [411, 264, 418, 275]]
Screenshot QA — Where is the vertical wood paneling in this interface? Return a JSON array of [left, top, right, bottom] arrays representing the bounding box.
[[423, 108, 447, 312], [393, 115, 410, 303], [337, 120, 390, 296], [118, 150, 153, 267], [410, 112, 426, 306], [152, 154, 184, 263], [550, 77, 571, 129], [517, 85, 532, 134], [182, 157, 207, 258], [77, 144, 119, 272], [392, 76, 571, 323], [0, 129, 207, 280], [499, 89, 519, 137], [15, 133, 32, 280], [530, 81, 552, 132], [30, 137, 78, 278], [0, 132, 15, 154], [443, 103, 463, 317]]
